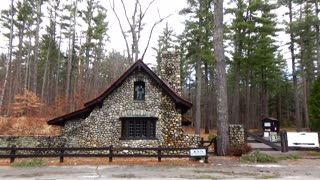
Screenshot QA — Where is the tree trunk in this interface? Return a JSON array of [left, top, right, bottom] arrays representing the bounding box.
[[41, 37, 51, 112], [315, 1, 320, 77], [204, 63, 209, 134], [0, 0, 14, 111], [288, 0, 302, 131], [195, 57, 201, 135], [66, 0, 78, 111], [231, 60, 240, 124], [32, 0, 42, 93], [214, 0, 229, 156]]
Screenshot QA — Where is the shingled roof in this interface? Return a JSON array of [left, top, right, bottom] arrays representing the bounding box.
[[48, 60, 192, 126]]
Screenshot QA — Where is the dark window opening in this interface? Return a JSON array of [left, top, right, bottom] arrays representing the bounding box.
[[134, 81, 145, 100], [121, 117, 156, 139]]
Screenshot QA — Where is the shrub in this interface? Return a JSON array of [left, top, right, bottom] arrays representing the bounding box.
[[229, 144, 252, 156], [277, 154, 300, 160], [240, 151, 276, 163], [207, 133, 217, 141], [11, 159, 46, 167]]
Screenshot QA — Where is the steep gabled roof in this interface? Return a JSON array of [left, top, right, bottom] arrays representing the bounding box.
[[48, 60, 192, 126], [47, 106, 93, 126]]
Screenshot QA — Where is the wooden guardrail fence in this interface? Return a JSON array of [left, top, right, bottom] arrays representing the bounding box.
[[0, 145, 209, 163]]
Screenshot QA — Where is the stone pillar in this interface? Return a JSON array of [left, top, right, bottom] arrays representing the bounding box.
[[229, 124, 245, 145], [160, 51, 181, 95]]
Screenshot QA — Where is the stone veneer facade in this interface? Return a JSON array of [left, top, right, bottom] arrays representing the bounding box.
[[229, 124, 245, 145], [160, 52, 181, 95], [61, 70, 199, 148]]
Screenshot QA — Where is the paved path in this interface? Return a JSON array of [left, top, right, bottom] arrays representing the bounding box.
[[1, 157, 320, 180]]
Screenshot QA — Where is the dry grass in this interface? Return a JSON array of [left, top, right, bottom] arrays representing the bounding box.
[[182, 126, 217, 140], [0, 116, 60, 135]]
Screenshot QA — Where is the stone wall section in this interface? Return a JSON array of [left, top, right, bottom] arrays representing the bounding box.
[[0, 136, 65, 147], [229, 124, 245, 145]]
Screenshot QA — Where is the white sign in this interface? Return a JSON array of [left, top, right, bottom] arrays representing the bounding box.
[[287, 132, 319, 148], [264, 122, 271, 127], [190, 149, 206, 156]]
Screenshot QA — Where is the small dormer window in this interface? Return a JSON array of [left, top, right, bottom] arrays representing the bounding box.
[[134, 81, 145, 100]]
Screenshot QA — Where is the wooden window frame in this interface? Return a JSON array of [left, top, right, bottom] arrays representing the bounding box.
[[120, 117, 157, 140], [134, 81, 145, 101]]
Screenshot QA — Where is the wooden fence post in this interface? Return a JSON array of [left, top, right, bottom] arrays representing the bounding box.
[[280, 130, 288, 152], [157, 146, 161, 162], [10, 145, 16, 163], [200, 138, 204, 147], [60, 149, 64, 163], [109, 145, 113, 162], [204, 147, 208, 163], [213, 137, 218, 155]]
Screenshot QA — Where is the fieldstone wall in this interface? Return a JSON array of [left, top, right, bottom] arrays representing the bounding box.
[[0, 135, 65, 147], [161, 51, 181, 95], [61, 70, 199, 150], [229, 124, 245, 145]]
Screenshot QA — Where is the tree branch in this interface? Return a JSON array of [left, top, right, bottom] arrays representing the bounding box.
[[120, 0, 133, 29], [110, 0, 132, 62], [141, 13, 172, 60], [141, 0, 156, 20]]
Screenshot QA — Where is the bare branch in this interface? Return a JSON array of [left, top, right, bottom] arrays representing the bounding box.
[[141, 0, 156, 20], [109, 0, 132, 62], [120, 0, 133, 29], [141, 14, 172, 60], [157, 8, 161, 19], [137, 2, 143, 46]]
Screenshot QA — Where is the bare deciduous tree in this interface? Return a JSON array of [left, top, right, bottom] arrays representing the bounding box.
[[110, 0, 171, 63]]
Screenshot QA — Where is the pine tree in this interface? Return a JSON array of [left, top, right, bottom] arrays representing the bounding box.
[[0, 0, 14, 111], [179, 0, 214, 135], [153, 23, 176, 74], [308, 78, 320, 131]]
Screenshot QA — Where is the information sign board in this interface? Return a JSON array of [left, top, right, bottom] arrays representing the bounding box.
[[190, 149, 206, 156]]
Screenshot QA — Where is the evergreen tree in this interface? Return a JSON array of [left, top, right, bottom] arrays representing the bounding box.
[[153, 23, 176, 74], [179, 0, 214, 135], [308, 78, 320, 131]]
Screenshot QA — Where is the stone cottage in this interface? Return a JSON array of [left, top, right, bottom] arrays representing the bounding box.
[[47, 52, 199, 148]]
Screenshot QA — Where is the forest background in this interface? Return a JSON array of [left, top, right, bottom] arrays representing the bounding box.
[[0, 0, 319, 135]]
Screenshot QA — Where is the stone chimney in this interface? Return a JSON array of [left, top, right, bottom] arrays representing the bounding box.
[[160, 51, 181, 95]]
